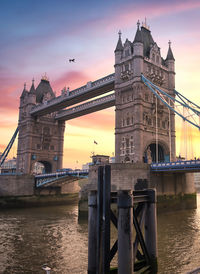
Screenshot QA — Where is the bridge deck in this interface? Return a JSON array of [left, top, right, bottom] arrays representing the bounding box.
[[55, 93, 115, 120], [151, 160, 200, 172], [30, 73, 115, 117]]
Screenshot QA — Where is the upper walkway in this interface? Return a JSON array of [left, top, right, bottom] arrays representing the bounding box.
[[30, 73, 115, 117], [55, 93, 115, 120]]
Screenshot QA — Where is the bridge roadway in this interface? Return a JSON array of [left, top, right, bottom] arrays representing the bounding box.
[[35, 160, 200, 188], [35, 169, 89, 187], [30, 73, 115, 117], [151, 159, 200, 172], [55, 93, 115, 120]]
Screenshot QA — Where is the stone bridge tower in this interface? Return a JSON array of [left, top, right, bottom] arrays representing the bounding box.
[[16, 76, 65, 174], [114, 21, 176, 164]]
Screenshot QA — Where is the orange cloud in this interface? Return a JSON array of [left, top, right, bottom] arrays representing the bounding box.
[[66, 108, 115, 131]]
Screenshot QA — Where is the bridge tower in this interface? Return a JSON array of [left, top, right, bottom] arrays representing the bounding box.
[[114, 21, 176, 164], [16, 76, 65, 174]]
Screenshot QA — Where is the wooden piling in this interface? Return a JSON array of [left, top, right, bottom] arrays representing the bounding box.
[[117, 190, 133, 274], [88, 190, 97, 274], [145, 189, 157, 273]]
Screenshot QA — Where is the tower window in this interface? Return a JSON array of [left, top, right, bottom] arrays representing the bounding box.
[[125, 63, 129, 71], [162, 121, 166, 129], [130, 141, 134, 147], [158, 118, 160, 127], [125, 49, 130, 57], [127, 117, 130, 125]]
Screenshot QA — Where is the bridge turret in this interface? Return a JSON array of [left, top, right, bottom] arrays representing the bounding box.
[[132, 21, 144, 78], [27, 78, 36, 106], [115, 30, 123, 62], [35, 75, 55, 104], [114, 31, 123, 84], [19, 83, 28, 120], [165, 41, 175, 90], [20, 83, 28, 103]]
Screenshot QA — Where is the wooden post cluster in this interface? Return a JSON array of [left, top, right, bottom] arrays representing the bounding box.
[[118, 190, 133, 274], [87, 165, 157, 273]]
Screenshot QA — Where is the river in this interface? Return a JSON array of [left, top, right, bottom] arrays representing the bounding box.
[[0, 195, 200, 274]]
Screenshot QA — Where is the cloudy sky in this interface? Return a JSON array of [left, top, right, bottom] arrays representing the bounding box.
[[1, 0, 200, 168]]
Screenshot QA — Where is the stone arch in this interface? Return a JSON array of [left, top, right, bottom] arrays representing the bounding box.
[[143, 140, 169, 163], [124, 156, 130, 163], [32, 160, 52, 174]]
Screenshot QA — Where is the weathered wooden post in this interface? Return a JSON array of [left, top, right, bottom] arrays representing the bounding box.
[[118, 190, 134, 274], [145, 189, 157, 273], [88, 190, 97, 274], [102, 165, 111, 274]]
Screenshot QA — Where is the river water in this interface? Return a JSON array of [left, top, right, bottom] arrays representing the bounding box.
[[0, 195, 200, 274]]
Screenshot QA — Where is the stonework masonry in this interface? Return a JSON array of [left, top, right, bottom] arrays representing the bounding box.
[[114, 22, 176, 164], [16, 78, 65, 174]]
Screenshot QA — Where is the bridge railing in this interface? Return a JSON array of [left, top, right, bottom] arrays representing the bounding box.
[[31, 73, 115, 114], [35, 169, 89, 187], [151, 159, 200, 171]]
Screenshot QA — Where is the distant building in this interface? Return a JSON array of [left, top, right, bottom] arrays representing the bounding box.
[[91, 155, 109, 165], [82, 163, 90, 170], [109, 157, 115, 163], [0, 157, 16, 174]]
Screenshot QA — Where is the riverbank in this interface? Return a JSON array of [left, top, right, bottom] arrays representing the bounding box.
[[0, 193, 79, 209]]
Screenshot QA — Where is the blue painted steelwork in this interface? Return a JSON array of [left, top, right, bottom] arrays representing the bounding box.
[[151, 160, 200, 172], [174, 89, 200, 112], [35, 169, 89, 187], [141, 75, 200, 130], [0, 127, 19, 167]]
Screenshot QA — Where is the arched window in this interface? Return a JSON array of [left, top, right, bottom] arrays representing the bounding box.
[[127, 117, 130, 125], [152, 53, 155, 62]]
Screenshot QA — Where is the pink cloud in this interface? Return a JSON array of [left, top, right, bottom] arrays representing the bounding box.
[[52, 70, 91, 92], [77, 0, 200, 35]]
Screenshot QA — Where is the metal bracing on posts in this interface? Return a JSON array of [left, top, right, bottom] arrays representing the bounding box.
[[87, 165, 158, 273]]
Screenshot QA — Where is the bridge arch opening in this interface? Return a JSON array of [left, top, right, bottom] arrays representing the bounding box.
[[32, 161, 52, 174], [144, 143, 168, 163]]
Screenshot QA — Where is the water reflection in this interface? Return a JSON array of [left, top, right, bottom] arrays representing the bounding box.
[[0, 196, 200, 273], [0, 206, 88, 273], [158, 195, 200, 274]]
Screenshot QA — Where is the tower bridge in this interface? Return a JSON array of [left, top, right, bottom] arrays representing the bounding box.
[[0, 21, 199, 210]]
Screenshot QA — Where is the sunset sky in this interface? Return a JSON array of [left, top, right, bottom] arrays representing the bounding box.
[[1, 0, 200, 168]]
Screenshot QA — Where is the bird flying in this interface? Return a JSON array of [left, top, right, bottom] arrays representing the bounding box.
[[69, 59, 75, 62]]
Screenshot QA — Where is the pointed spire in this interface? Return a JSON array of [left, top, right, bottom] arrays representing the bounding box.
[[166, 40, 175, 61], [20, 82, 28, 98], [29, 78, 36, 94], [133, 20, 143, 43], [115, 30, 123, 52]]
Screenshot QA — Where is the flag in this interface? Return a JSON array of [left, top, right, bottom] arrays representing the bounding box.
[[94, 140, 98, 145]]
